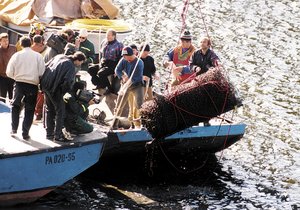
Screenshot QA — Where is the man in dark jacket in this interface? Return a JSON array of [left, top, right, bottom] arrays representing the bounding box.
[[41, 52, 86, 141], [189, 37, 219, 126], [88, 29, 123, 95], [75, 28, 95, 71], [189, 37, 219, 75]]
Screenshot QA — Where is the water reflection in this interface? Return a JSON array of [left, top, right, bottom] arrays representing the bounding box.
[[9, 0, 300, 209]]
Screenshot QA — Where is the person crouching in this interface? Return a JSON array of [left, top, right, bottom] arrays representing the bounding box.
[[63, 81, 93, 135]]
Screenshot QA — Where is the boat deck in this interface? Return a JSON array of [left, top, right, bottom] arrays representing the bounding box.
[[0, 112, 106, 157]]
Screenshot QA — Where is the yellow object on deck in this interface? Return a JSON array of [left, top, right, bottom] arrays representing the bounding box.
[[66, 19, 132, 33]]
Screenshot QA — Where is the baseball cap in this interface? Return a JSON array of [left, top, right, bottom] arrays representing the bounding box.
[[122, 46, 134, 56]]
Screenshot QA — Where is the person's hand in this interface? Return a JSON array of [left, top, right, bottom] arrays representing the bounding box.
[[195, 67, 201, 72], [122, 74, 129, 83], [163, 61, 175, 68], [88, 99, 95, 105], [75, 38, 80, 49], [143, 76, 150, 81], [172, 66, 182, 77]]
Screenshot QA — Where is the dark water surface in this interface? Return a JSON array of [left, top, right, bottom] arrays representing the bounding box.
[[10, 0, 300, 209]]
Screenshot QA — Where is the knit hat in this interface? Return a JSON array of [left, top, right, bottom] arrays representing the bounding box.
[[122, 46, 134, 56], [79, 28, 88, 37], [180, 30, 192, 40]]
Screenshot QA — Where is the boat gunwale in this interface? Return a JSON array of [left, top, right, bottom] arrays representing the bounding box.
[[0, 137, 106, 159]]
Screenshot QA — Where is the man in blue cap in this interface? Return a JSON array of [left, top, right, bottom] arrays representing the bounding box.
[[114, 46, 144, 129]]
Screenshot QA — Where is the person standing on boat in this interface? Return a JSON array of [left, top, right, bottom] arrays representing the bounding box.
[[6, 36, 45, 140], [140, 43, 156, 101], [0, 33, 16, 103], [189, 37, 220, 75], [75, 28, 95, 71], [127, 43, 140, 128], [114, 46, 144, 129], [189, 36, 220, 127], [40, 52, 86, 141], [163, 30, 196, 86], [90, 28, 123, 95], [31, 35, 47, 121]]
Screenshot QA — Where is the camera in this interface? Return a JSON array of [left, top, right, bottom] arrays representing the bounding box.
[[46, 33, 68, 54], [76, 89, 101, 104]]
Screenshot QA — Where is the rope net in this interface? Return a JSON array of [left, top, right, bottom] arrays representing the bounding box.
[[140, 67, 242, 139]]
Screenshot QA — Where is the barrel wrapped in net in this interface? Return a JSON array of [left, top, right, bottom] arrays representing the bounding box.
[[140, 68, 242, 139]]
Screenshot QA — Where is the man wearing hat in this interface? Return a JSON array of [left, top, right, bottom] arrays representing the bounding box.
[[114, 46, 144, 129], [75, 28, 95, 71], [163, 30, 196, 86]]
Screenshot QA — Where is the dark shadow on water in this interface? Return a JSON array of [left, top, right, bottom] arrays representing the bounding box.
[[6, 149, 247, 209]]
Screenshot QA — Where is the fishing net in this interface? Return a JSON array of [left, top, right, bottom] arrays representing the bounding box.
[[140, 67, 242, 139]]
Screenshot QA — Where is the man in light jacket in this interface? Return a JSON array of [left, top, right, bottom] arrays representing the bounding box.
[[6, 36, 45, 140]]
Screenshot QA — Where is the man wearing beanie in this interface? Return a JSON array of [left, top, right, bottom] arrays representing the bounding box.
[[114, 46, 144, 129], [163, 30, 196, 86]]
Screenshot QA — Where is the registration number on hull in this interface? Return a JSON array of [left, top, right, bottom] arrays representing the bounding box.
[[45, 152, 76, 165]]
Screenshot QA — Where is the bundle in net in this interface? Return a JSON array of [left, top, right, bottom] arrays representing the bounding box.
[[140, 67, 242, 139]]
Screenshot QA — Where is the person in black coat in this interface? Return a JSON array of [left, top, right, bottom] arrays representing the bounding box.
[[40, 52, 86, 141], [189, 37, 219, 75]]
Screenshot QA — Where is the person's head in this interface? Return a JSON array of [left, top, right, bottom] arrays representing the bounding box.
[[199, 37, 211, 50], [70, 51, 86, 67], [57, 32, 69, 42], [139, 43, 150, 58], [32, 35, 44, 45], [180, 30, 192, 48], [121, 46, 135, 61], [130, 44, 138, 56], [62, 28, 75, 43], [78, 28, 88, 42], [20, 36, 32, 48], [30, 22, 45, 37], [106, 29, 117, 42], [73, 81, 86, 95], [0, 33, 9, 48]]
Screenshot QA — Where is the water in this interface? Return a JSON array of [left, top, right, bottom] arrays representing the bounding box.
[[10, 0, 300, 209]]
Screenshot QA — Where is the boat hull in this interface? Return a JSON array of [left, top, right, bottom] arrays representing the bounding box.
[[0, 142, 104, 206], [103, 123, 246, 156]]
